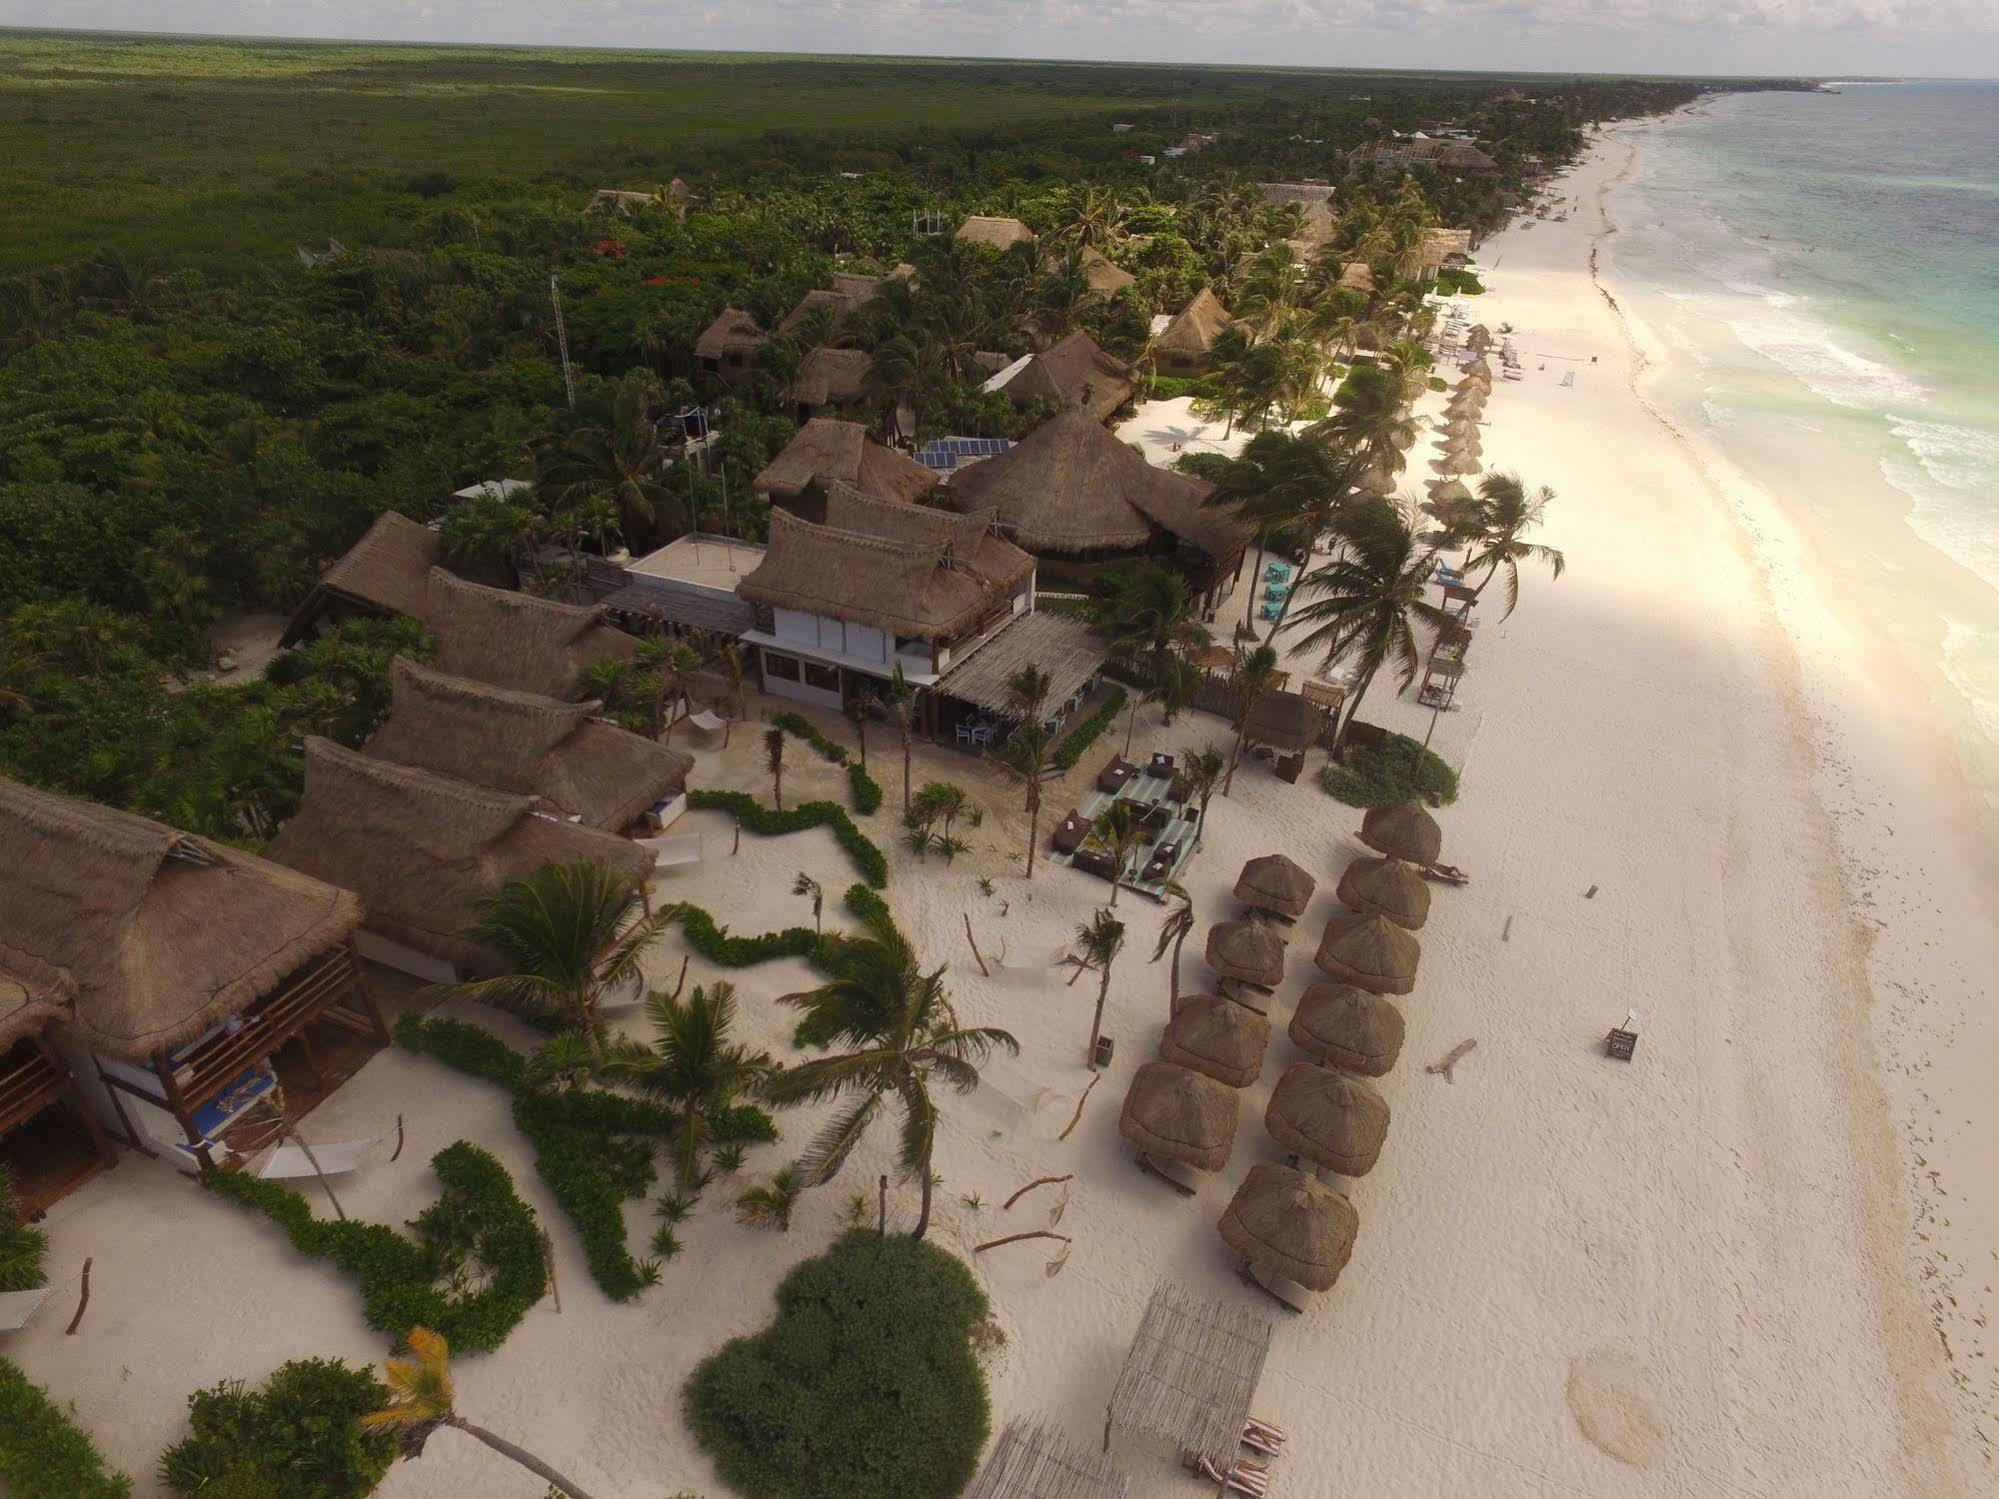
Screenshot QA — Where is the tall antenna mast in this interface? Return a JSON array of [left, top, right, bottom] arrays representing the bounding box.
[[549, 272, 576, 409]]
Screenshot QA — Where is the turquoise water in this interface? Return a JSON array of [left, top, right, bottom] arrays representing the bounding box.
[[1607, 83, 1999, 796]]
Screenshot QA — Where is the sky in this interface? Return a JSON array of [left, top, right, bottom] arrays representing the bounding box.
[[3, 0, 1997, 79]]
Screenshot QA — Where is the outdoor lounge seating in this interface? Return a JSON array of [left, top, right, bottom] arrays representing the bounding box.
[[1195, 1454, 1271, 1496], [1052, 808, 1089, 855], [1242, 1416, 1287, 1458], [1143, 841, 1182, 882], [1097, 756, 1137, 793], [1149, 751, 1176, 776], [1074, 846, 1119, 881], [1168, 774, 1193, 804]]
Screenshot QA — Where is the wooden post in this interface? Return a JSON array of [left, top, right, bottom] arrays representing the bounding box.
[[91, 1058, 154, 1157], [877, 1173, 888, 1236], [149, 1048, 212, 1171], [347, 940, 392, 1045], [41, 1036, 114, 1167]]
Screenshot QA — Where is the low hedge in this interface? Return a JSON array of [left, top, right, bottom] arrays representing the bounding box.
[[0, 1358, 130, 1498], [1052, 686, 1127, 771], [158, 1357, 394, 1499], [772, 711, 850, 764], [1318, 730, 1460, 808], [846, 762, 883, 815], [205, 1141, 546, 1352], [681, 905, 821, 966], [688, 789, 888, 888]]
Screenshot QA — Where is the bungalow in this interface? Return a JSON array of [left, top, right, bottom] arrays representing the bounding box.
[[1417, 227, 1475, 277], [955, 215, 1036, 250], [267, 738, 654, 984], [365, 657, 692, 832], [787, 347, 882, 422], [1258, 183, 1339, 251], [943, 408, 1250, 612], [1, 775, 386, 1176], [775, 288, 854, 336], [1339, 261, 1378, 295], [735, 484, 1034, 714], [1347, 139, 1498, 176], [995, 330, 1134, 424], [1077, 246, 1137, 298], [2, 957, 114, 1211], [694, 307, 766, 386], [280, 511, 440, 647], [1153, 287, 1234, 376], [752, 417, 937, 524], [422, 568, 641, 700]]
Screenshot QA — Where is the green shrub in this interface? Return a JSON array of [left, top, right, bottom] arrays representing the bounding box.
[[205, 1142, 545, 1352], [1138, 373, 1220, 401], [0, 1166, 48, 1292], [1052, 686, 1127, 770], [157, 1357, 394, 1499], [707, 1104, 780, 1145], [1434, 268, 1485, 295], [0, 1359, 130, 1498], [771, 711, 850, 765], [680, 905, 821, 966], [684, 1230, 992, 1499], [1318, 731, 1460, 808], [1033, 593, 1093, 620], [1427, 375, 1448, 392], [846, 762, 883, 815], [686, 790, 888, 888]]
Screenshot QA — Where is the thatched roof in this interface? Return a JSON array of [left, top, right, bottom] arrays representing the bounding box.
[[1234, 854, 1316, 919], [1339, 262, 1377, 294], [789, 347, 881, 410], [694, 307, 765, 360], [0, 950, 71, 1053], [831, 271, 886, 306], [752, 418, 937, 506], [1359, 800, 1442, 864], [1289, 983, 1405, 1077], [1266, 1064, 1390, 1177], [945, 409, 1244, 559], [1466, 325, 1493, 353], [1314, 912, 1419, 995], [1358, 460, 1398, 495], [966, 1418, 1130, 1499], [1218, 1163, 1360, 1293], [1154, 287, 1233, 361], [1427, 478, 1475, 505], [956, 215, 1036, 249], [0, 775, 362, 1060], [267, 739, 651, 978], [776, 288, 850, 334], [1205, 920, 1285, 989], [1336, 855, 1430, 930], [1078, 246, 1137, 296], [367, 658, 691, 831], [425, 569, 640, 700], [1004, 331, 1133, 423], [1161, 994, 1271, 1089], [1106, 1284, 1273, 1467], [1243, 689, 1325, 753], [737, 499, 1030, 643], [1258, 183, 1338, 246], [282, 511, 442, 645], [933, 610, 1105, 716], [1119, 1061, 1239, 1171]]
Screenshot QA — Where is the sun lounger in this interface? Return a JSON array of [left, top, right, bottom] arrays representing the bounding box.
[[1196, 1455, 1272, 1497], [256, 1137, 377, 1180], [1143, 841, 1181, 882], [1137, 1151, 1201, 1197], [1051, 809, 1088, 855], [0, 1288, 51, 1333], [1242, 1416, 1287, 1457], [1422, 863, 1469, 886], [1096, 757, 1136, 794], [1074, 847, 1119, 882], [1243, 1261, 1315, 1315], [638, 831, 702, 868]]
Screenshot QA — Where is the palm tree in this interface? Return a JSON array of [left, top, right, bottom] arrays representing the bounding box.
[[363, 1328, 599, 1499], [1087, 801, 1146, 907], [453, 861, 678, 1045], [1074, 909, 1127, 1068], [764, 726, 786, 810], [1221, 644, 1281, 796], [846, 687, 875, 769], [769, 909, 1018, 1239], [1317, 363, 1414, 468], [1091, 562, 1209, 693], [538, 375, 683, 546], [1180, 744, 1225, 832], [880, 663, 919, 811], [792, 871, 825, 933], [1286, 499, 1462, 748], [1466, 472, 1565, 618], [718, 643, 747, 746], [986, 667, 1055, 880], [1148, 881, 1194, 1014], [735, 1165, 803, 1230], [596, 983, 774, 1188]]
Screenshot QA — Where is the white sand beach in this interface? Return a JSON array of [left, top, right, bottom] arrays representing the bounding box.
[[11, 132, 1991, 1497]]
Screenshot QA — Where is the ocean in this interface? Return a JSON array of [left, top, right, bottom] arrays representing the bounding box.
[[1603, 82, 1999, 813]]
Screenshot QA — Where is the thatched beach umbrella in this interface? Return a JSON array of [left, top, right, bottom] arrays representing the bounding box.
[[1466, 325, 1493, 354], [1336, 855, 1431, 930], [1218, 1163, 1359, 1293], [1359, 800, 1442, 864], [1358, 460, 1398, 495], [1206, 920, 1287, 989], [1314, 912, 1419, 995], [1391, 426, 1416, 451], [1235, 854, 1317, 921], [1119, 1062, 1240, 1172], [1431, 453, 1481, 477], [1438, 417, 1480, 441], [1266, 1064, 1390, 1177], [1426, 478, 1475, 505], [1290, 983, 1406, 1076], [1163, 994, 1272, 1088]]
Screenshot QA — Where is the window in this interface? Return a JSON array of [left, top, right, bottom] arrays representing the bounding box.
[[803, 662, 841, 693], [763, 652, 800, 683]]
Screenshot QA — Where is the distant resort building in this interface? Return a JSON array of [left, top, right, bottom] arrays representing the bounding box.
[[786, 346, 881, 421], [280, 511, 440, 646], [1077, 246, 1137, 297], [954, 215, 1036, 250], [587, 178, 696, 219], [986, 329, 1135, 424], [752, 417, 937, 523], [694, 307, 766, 386], [1152, 287, 1234, 376], [1258, 182, 1339, 253], [1417, 226, 1476, 276], [1347, 139, 1499, 175]]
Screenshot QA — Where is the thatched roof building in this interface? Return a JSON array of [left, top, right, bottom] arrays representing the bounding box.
[[1153, 287, 1233, 371], [1336, 855, 1430, 930], [281, 511, 442, 646], [1105, 1283, 1273, 1467], [1204, 920, 1286, 991], [1218, 1162, 1359, 1293], [693, 307, 765, 362], [1119, 1061, 1239, 1172], [1265, 1064, 1390, 1177], [945, 409, 1245, 565], [267, 738, 652, 979], [776, 288, 851, 335], [1078, 246, 1137, 296], [753, 418, 937, 519], [1258, 182, 1339, 250], [956, 215, 1035, 249], [1359, 800, 1443, 864], [788, 347, 881, 414], [1314, 912, 1419, 996], [1001, 331, 1133, 423], [1234, 854, 1316, 920], [1243, 690, 1326, 754], [424, 568, 640, 700], [1161, 994, 1270, 1089], [1338, 262, 1377, 295], [367, 658, 691, 832], [1289, 983, 1405, 1077], [966, 1419, 1130, 1499]]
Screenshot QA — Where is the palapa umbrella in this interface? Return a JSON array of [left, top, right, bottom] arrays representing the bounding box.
[[1235, 854, 1317, 921], [1431, 452, 1481, 476], [1218, 1162, 1359, 1293], [1425, 478, 1475, 504], [1290, 982, 1406, 1076], [1205, 919, 1286, 989], [1314, 911, 1419, 995], [1459, 370, 1493, 393], [1438, 417, 1480, 441], [1119, 1062, 1240, 1172], [1466, 325, 1493, 353], [1359, 800, 1442, 863], [1357, 460, 1398, 495], [1391, 426, 1417, 451], [1163, 993, 1272, 1088], [1266, 1063, 1390, 1176], [1440, 437, 1484, 462], [1336, 854, 1431, 930]]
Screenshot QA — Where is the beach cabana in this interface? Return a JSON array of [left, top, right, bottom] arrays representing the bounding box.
[[423, 568, 640, 700], [266, 738, 653, 984], [281, 511, 442, 646], [1242, 690, 1326, 780], [998, 331, 1134, 424], [1266, 1064, 1389, 1177], [1314, 912, 1419, 995], [1289, 983, 1405, 1077], [1466, 325, 1493, 354], [968, 1419, 1130, 1499], [786, 347, 881, 419], [1103, 1283, 1273, 1466], [2, 775, 384, 1175], [1161, 994, 1271, 1089], [694, 307, 765, 386], [1119, 1062, 1240, 1182], [1234, 854, 1316, 921], [752, 417, 937, 522], [366, 658, 692, 832], [956, 215, 1036, 250], [1336, 854, 1430, 930], [1438, 417, 1480, 441], [1360, 800, 1443, 864], [1218, 1162, 1360, 1298], [1152, 287, 1233, 375], [1204, 921, 1285, 993]]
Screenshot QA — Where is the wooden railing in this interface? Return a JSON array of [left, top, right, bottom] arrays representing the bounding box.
[[0, 1039, 63, 1138], [169, 947, 369, 1111]]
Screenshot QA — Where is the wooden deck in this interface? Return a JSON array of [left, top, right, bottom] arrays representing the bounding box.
[[1045, 763, 1202, 902]]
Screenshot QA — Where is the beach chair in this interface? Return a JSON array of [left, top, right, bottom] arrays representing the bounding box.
[[1422, 863, 1470, 886], [1136, 1150, 1200, 1197], [1195, 1455, 1272, 1497], [256, 1137, 377, 1180], [1241, 1417, 1287, 1458], [0, 1288, 51, 1334], [637, 832, 702, 868]]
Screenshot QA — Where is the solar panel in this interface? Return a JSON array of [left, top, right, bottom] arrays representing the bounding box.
[[917, 436, 1012, 470]]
